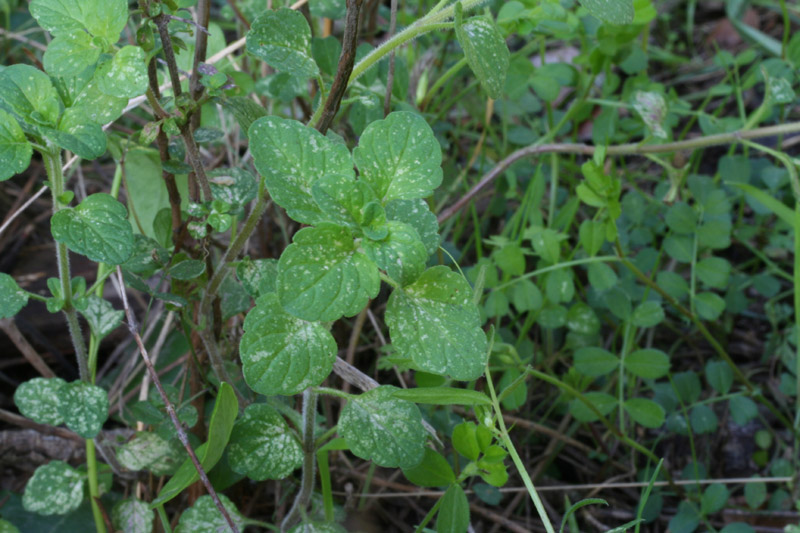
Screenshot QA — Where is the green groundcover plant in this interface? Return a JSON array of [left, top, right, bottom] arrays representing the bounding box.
[[1, 0, 800, 531]]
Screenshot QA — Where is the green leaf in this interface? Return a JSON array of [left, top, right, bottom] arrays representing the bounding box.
[[169, 259, 206, 280], [363, 221, 428, 286], [236, 257, 278, 297], [696, 257, 731, 289], [689, 404, 718, 434], [402, 448, 456, 487], [209, 167, 258, 208], [729, 396, 758, 426], [0, 520, 20, 533], [744, 479, 766, 509], [353, 111, 443, 202], [175, 494, 246, 533], [309, 0, 346, 18], [631, 300, 664, 327], [58, 381, 109, 438], [701, 483, 729, 515], [30, 0, 127, 41], [111, 498, 154, 533], [153, 382, 239, 507], [43, 32, 101, 77], [65, 64, 129, 124], [227, 403, 303, 480], [587, 262, 617, 291], [246, 8, 319, 78], [624, 349, 671, 379], [705, 360, 733, 395], [277, 224, 380, 322], [0, 64, 60, 126], [0, 110, 32, 182], [579, 0, 634, 24], [240, 293, 337, 395], [668, 501, 700, 533], [733, 183, 794, 226], [391, 387, 491, 406], [452, 422, 480, 460], [116, 431, 182, 476], [96, 46, 148, 98], [454, 11, 509, 100], [569, 392, 616, 422], [695, 292, 725, 320], [339, 386, 427, 469], [22, 461, 84, 516], [0, 273, 29, 318], [14, 377, 67, 426], [384, 199, 440, 255], [249, 116, 353, 224], [437, 484, 470, 533], [573, 347, 619, 377], [665, 202, 697, 234], [386, 266, 488, 381], [509, 279, 542, 312], [43, 107, 107, 159], [311, 173, 380, 229], [624, 398, 665, 428], [289, 523, 348, 533], [51, 193, 134, 265], [76, 295, 123, 339]]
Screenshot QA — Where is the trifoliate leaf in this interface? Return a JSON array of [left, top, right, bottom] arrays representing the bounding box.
[[58, 381, 109, 438], [240, 293, 337, 395], [353, 112, 442, 202], [96, 46, 148, 98], [339, 386, 427, 469], [0, 110, 32, 182], [43, 31, 101, 78], [249, 116, 353, 224], [386, 266, 488, 380], [0, 273, 29, 318], [0, 64, 60, 127], [246, 8, 319, 78], [384, 199, 440, 255], [454, 14, 510, 99], [13, 377, 67, 426], [175, 494, 246, 533], [227, 403, 303, 480], [51, 193, 135, 264], [22, 461, 84, 515], [43, 107, 107, 159], [363, 221, 427, 286], [112, 497, 154, 533], [277, 224, 379, 321], [30, 0, 128, 42]]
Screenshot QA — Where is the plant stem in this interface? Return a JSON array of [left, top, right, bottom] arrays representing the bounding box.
[[86, 439, 105, 533], [281, 388, 318, 532]]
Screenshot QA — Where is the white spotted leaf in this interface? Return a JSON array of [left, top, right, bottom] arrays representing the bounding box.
[[0, 110, 32, 182], [353, 112, 443, 202], [339, 386, 427, 469], [454, 12, 509, 100], [43, 32, 101, 78], [58, 381, 109, 438], [579, 0, 635, 24], [112, 497, 154, 533], [43, 107, 107, 159], [30, 0, 128, 42], [311, 173, 382, 230], [240, 293, 337, 395], [384, 199, 440, 255], [246, 8, 319, 78], [386, 266, 488, 380], [0, 273, 29, 318], [0, 519, 20, 533], [0, 64, 60, 127], [51, 193, 135, 265], [175, 494, 246, 533], [249, 116, 353, 225], [236, 257, 278, 297], [65, 65, 128, 124], [96, 46, 148, 98], [227, 403, 303, 480], [13, 377, 67, 426], [22, 461, 85, 516], [76, 295, 123, 339], [117, 431, 182, 476], [363, 221, 427, 286]]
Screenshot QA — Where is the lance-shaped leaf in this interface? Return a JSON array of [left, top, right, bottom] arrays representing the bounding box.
[[386, 266, 488, 380], [0, 273, 29, 318], [96, 46, 148, 98], [43, 31, 101, 78], [579, 0, 634, 25], [0, 110, 32, 182], [249, 116, 353, 224], [58, 381, 109, 438], [14, 377, 66, 426], [227, 403, 303, 480], [353, 112, 443, 202], [0, 64, 60, 127], [175, 494, 246, 533], [339, 386, 427, 469], [384, 198, 440, 255], [246, 8, 319, 78], [23, 461, 85, 515], [277, 224, 380, 321], [454, 8, 509, 100], [240, 293, 337, 395], [30, 0, 128, 42], [76, 295, 123, 339], [112, 497, 154, 533], [363, 221, 427, 286], [42, 107, 107, 159], [51, 193, 134, 265]]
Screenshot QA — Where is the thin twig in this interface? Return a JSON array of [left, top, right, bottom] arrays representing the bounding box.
[[114, 267, 239, 533], [383, 0, 398, 117], [0, 318, 57, 378]]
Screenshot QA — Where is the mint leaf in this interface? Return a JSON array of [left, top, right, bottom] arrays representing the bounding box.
[[175, 495, 246, 533], [384, 199, 440, 255], [386, 266, 488, 380], [51, 193, 135, 264], [339, 386, 427, 469], [246, 8, 319, 78], [237, 257, 278, 297], [0, 110, 32, 181], [43, 107, 107, 159], [30, 0, 128, 42], [0, 64, 60, 126], [240, 293, 337, 395], [64, 66, 128, 124], [43, 32, 101, 77], [228, 403, 303, 480], [111, 498, 154, 533], [277, 225, 380, 321], [13, 377, 66, 426], [76, 295, 123, 339], [353, 112, 442, 202], [311, 173, 380, 229], [96, 46, 148, 98], [58, 381, 109, 438], [579, 0, 635, 25], [23, 461, 84, 516], [117, 431, 181, 476], [455, 14, 510, 100], [249, 116, 353, 224], [0, 272, 29, 318], [363, 221, 427, 286], [209, 167, 258, 208]]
